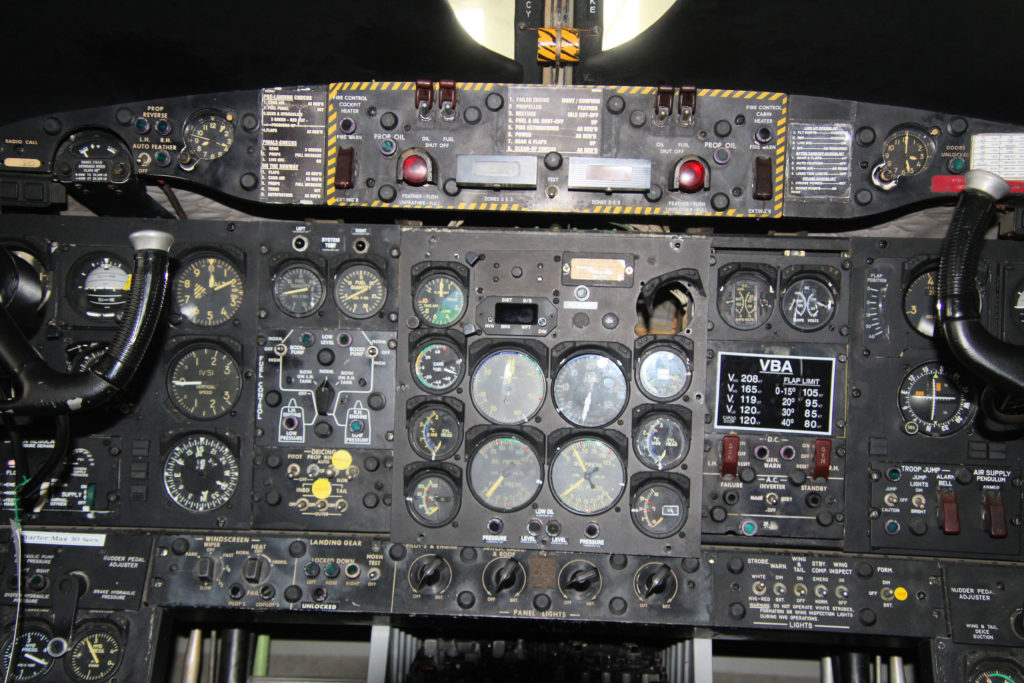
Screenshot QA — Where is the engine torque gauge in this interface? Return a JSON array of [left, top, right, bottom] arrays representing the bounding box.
[[631, 481, 688, 538], [2, 627, 52, 681], [897, 362, 975, 436], [471, 349, 546, 424], [67, 627, 123, 682], [163, 434, 240, 511], [412, 339, 464, 392], [553, 353, 628, 427], [468, 435, 543, 512], [718, 270, 775, 330], [272, 262, 325, 317], [408, 404, 462, 460], [167, 346, 242, 420], [636, 345, 691, 401], [184, 112, 234, 161], [335, 263, 386, 319], [634, 412, 689, 470], [407, 470, 460, 527], [173, 255, 244, 327], [781, 275, 836, 331], [550, 438, 625, 515], [68, 252, 130, 318], [414, 272, 466, 326]]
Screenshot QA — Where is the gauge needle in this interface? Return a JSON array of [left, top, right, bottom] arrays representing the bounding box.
[[561, 477, 586, 498], [173, 380, 203, 386], [574, 448, 587, 472], [503, 356, 514, 384], [649, 516, 664, 528], [213, 278, 237, 291], [282, 286, 309, 295], [341, 285, 372, 300], [86, 638, 100, 664], [580, 390, 592, 423], [485, 476, 504, 499], [427, 505, 439, 516], [25, 653, 47, 665]]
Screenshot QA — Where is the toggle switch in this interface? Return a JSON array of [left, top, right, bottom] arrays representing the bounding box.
[[939, 490, 961, 535], [721, 435, 740, 477], [985, 492, 1008, 539], [813, 439, 831, 480]]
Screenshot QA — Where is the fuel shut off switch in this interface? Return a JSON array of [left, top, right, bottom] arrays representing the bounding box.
[[672, 156, 710, 193]]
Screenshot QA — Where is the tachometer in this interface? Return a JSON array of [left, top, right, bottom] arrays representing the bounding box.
[[471, 349, 546, 424], [552, 352, 628, 427]]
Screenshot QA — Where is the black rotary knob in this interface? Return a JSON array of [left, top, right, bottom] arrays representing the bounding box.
[[409, 554, 452, 595]]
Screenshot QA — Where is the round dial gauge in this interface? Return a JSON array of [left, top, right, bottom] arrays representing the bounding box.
[[173, 255, 244, 327], [68, 253, 130, 319], [903, 269, 939, 337], [636, 345, 691, 401], [2, 628, 52, 681], [550, 438, 625, 515], [634, 412, 689, 470], [335, 264, 387, 319], [969, 661, 1024, 683], [407, 470, 460, 527], [412, 340, 464, 392], [898, 362, 975, 436], [67, 628, 123, 682], [631, 481, 688, 538], [882, 129, 932, 178], [163, 434, 240, 512], [468, 435, 543, 512], [414, 273, 466, 326], [167, 346, 242, 420], [471, 349, 546, 424], [718, 270, 775, 330], [553, 353, 628, 427], [408, 404, 462, 460], [185, 113, 235, 161], [272, 263, 325, 317], [781, 276, 836, 331]]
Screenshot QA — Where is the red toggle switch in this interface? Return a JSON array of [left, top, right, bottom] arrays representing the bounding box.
[[985, 492, 1008, 539], [721, 435, 740, 477], [676, 159, 708, 193], [655, 85, 674, 117], [813, 438, 831, 480], [939, 490, 961, 535], [415, 79, 434, 111], [439, 79, 457, 112]]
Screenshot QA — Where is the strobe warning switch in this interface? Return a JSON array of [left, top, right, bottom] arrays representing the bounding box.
[[721, 435, 740, 477], [939, 490, 961, 535], [985, 492, 1009, 539], [812, 439, 831, 480]]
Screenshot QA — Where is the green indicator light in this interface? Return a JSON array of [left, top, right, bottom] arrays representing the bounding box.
[[300, 333, 315, 346], [884, 520, 901, 535], [949, 157, 966, 173], [304, 562, 320, 578], [886, 467, 901, 481], [324, 562, 340, 578], [741, 521, 757, 535]]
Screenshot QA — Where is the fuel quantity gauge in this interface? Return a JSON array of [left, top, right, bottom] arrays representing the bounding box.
[[272, 262, 325, 317]]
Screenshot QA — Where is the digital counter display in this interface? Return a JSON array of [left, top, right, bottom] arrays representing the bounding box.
[[715, 352, 835, 435]]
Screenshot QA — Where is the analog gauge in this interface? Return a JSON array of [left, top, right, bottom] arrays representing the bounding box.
[[272, 263, 325, 317], [406, 470, 460, 527], [634, 412, 689, 470], [408, 404, 463, 460], [882, 128, 933, 179], [781, 275, 836, 331], [903, 268, 939, 337], [550, 438, 626, 515], [173, 255, 244, 327], [969, 661, 1024, 683], [414, 272, 466, 326], [898, 362, 976, 436], [2, 628, 52, 681], [631, 481, 688, 538], [167, 346, 242, 420], [68, 253, 130, 318], [718, 270, 775, 330], [864, 267, 893, 342], [163, 434, 240, 512], [335, 263, 386, 319], [67, 628, 123, 682], [553, 352, 628, 427], [412, 340, 464, 392], [471, 349, 546, 424], [636, 345, 691, 401], [468, 435, 543, 512], [184, 112, 235, 161]]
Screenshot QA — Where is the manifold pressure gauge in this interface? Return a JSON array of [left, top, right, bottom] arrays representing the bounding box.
[[550, 438, 625, 515], [468, 435, 543, 512]]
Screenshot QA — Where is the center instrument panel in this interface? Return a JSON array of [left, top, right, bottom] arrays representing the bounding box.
[[0, 212, 1023, 681]]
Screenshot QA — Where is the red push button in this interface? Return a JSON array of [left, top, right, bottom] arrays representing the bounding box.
[[402, 155, 430, 186], [985, 492, 1008, 539], [939, 490, 961, 535], [813, 438, 831, 480], [721, 435, 740, 477], [677, 160, 707, 193]]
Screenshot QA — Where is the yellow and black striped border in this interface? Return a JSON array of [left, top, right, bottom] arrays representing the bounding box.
[[323, 82, 787, 217]]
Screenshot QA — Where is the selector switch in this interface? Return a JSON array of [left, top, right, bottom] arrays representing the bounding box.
[[721, 436, 740, 477], [558, 560, 602, 601], [409, 554, 452, 595], [985, 492, 1009, 539], [242, 556, 268, 584], [939, 490, 961, 535], [484, 557, 525, 597], [195, 556, 215, 584], [634, 562, 678, 604]]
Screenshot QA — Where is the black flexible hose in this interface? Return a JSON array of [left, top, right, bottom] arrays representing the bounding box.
[[16, 414, 69, 503], [938, 171, 1024, 395], [0, 230, 173, 415]]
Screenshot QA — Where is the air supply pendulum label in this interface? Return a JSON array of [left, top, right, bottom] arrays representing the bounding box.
[[715, 352, 835, 435], [259, 86, 327, 204], [786, 122, 853, 198], [506, 86, 601, 155]]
